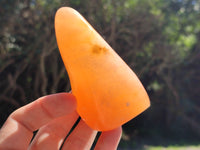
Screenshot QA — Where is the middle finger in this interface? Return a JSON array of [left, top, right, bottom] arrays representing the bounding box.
[[62, 119, 97, 150], [28, 111, 79, 150]]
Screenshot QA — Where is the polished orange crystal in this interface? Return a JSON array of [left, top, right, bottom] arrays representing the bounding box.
[[55, 7, 150, 131]]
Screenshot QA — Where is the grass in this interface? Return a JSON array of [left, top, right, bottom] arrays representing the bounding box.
[[145, 145, 200, 150], [118, 144, 200, 150], [118, 137, 200, 150]]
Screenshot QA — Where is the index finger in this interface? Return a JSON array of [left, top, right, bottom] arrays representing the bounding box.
[[0, 93, 77, 150]]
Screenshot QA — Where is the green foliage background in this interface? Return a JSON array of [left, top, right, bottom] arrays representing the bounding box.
[[0, 0, 200, 147]]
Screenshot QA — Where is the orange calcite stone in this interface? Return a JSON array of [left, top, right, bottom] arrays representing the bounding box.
[[55, 7, 150, 131]]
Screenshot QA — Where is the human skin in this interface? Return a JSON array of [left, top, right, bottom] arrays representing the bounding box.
[[0, 93, 121, 150]]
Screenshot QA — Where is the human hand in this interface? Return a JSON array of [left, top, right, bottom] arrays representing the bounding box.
[[0, 93, 121, 150]]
